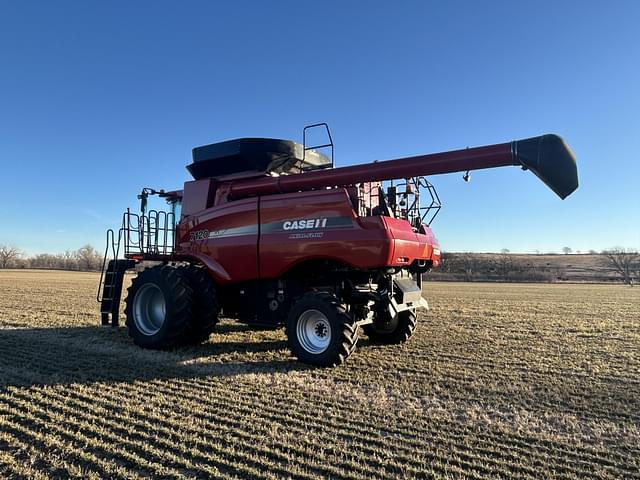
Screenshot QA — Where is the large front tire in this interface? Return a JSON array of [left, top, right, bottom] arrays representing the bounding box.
[[124, 265, 193, 349], [363, 309, 417, 344], [286, 292, 359, 367], [178, 264, 219, 344]]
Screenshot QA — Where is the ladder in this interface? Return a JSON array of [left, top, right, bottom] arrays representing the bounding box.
[[97, 228, 136, 327], [99, 258, 136, 326]]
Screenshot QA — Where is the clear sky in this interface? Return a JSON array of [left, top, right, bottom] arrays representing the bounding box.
[[1, 1, 638, 255]]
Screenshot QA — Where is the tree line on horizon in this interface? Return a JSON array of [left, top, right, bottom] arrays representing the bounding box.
[[430, 249, 639, 285], [0, 244, 638, 284], [0, 244, 103, 272]]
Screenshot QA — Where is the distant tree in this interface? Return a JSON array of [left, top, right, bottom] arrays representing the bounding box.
[[30, 253, 57, 269], [439, 251, 453, 273], [0, 245, 21, 268], [75, 244, 102, 271], [602, 248, 640, 285], [495, 250, 515, 280], [588, 249, 598, 255], [562, 247, 572, 255], [61, 250, 79, 270], [458, 252, 482, 282]]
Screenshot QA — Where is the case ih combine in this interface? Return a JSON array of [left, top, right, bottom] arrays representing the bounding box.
[[98, 125, 578, 366]]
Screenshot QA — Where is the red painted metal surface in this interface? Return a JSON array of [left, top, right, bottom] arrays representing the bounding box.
[[178, 188, 439, 283], [259, 189, 385, 279], [182, 179, 214, 217], [176, 197, 259, 283]]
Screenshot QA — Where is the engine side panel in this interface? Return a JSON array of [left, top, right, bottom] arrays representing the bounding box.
[[258, 189, 384, 279], [176, 197, 259, 283], [258, 189, 437, 280]]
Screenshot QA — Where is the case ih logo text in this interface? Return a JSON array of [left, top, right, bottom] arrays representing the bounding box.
[[283, 218, 328, 230]]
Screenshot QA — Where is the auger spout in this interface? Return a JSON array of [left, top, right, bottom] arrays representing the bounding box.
[[512, 134, 578, 200]]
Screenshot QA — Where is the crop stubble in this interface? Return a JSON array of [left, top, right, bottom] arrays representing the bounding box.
[[0, 270, 638, 479]]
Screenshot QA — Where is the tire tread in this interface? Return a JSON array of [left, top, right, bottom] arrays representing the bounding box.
[[124, 265, 193, 349], [286, 291, 359, 367], [364, 310, 417, 344], [178, 264, 219, 344]]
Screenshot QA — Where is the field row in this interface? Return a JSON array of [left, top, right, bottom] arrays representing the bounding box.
[[1, 271, 639, 478]]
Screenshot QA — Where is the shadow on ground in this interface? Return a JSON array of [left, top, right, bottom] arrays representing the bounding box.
[[0, 323, 310, 388]]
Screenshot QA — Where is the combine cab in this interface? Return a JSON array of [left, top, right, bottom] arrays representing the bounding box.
[[98, 124, 578, 366]]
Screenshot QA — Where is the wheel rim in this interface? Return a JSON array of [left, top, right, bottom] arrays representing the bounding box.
[[296, 309, 332, 354], [133, 283, 166, 336]]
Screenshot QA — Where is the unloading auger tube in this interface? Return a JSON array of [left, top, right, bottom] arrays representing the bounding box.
[[226, 134, 578, 200]]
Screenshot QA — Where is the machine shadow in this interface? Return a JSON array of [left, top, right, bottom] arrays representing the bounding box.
[[0, 325, 306, 389]]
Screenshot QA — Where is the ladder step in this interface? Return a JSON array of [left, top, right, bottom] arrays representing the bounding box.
[[99, 258, 136, 327]]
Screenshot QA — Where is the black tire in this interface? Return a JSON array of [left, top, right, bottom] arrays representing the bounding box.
[[178, 264, 219, 343], [285, 292, 359, 367], [124, 265, 193, 349], [363, 309, 417, 344]]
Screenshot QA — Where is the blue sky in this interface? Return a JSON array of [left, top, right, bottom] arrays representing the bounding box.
[[0, 1, 638, 254]]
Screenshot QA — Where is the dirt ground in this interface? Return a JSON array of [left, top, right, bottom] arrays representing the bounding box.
[[1, 270, 638, 479]]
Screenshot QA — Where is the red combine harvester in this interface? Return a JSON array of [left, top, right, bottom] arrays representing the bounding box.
[[98, 125, 578, 366]]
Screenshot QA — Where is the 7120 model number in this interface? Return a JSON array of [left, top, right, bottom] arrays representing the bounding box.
[[189, 230, 209, 241]]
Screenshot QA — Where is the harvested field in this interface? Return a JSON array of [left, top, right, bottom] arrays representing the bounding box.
[[0, 270, 639, 479]]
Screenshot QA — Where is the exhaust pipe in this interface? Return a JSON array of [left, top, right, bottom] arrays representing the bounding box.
[[513, 134, 578, 199]]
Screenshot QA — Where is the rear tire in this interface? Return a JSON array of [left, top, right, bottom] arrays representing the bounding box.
[[124, 265, 193, 349], [363, 309, 417, 344], [286, 292, 359, 367], [178, 265, 219, 343]]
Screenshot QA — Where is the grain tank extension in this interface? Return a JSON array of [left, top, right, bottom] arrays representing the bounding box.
[[98, 125, 578, 366]]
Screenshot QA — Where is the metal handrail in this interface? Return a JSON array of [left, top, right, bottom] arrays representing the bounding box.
[[354, 175, 442, 229], [96, 227, 124, 302], [96, 229, 115, 302], [97, 207, 176, 303], [303, 123, 334, 168]]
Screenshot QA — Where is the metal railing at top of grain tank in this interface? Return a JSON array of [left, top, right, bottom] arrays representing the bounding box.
[[355, 176, 442, 230]]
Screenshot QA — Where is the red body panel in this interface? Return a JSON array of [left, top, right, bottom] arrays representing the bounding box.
[[176, 197, 259, 283], [177, 188, 440, 283], [381, 216, 440, 268], [259, 189, 385, 279], [182, 179, 214, 217]]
